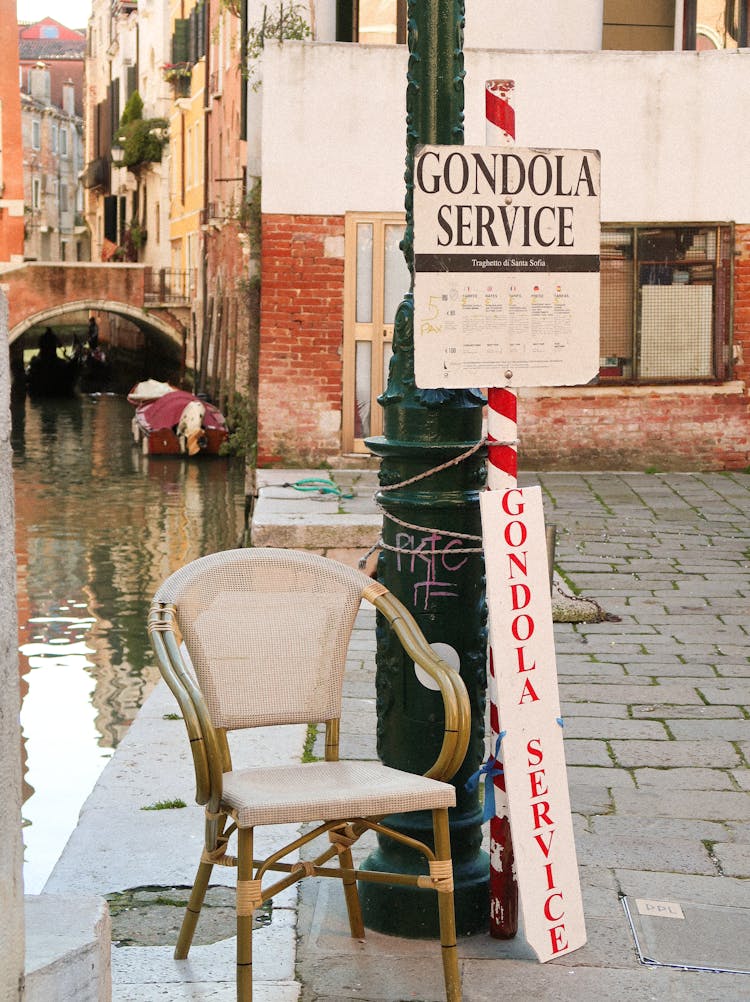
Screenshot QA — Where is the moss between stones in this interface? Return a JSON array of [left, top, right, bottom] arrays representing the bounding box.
[[106, 886, 272, 946]]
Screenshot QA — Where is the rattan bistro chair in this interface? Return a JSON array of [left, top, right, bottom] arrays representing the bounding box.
[[148, 547, 470, 1002]]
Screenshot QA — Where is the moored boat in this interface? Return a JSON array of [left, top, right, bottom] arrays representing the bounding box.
[[131, 388, 228, 456]]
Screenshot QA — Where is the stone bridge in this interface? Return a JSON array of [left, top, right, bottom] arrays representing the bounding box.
[[0, 261, 190, 349]]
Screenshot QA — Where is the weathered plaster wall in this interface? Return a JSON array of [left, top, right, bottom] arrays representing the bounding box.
[[464, 0, 604, 51], [261, 43, 750, 225]]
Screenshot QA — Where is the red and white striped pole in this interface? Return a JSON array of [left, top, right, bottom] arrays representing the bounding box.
[[485, 78, 519, 939]]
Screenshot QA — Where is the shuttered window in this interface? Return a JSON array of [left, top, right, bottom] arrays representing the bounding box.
[[172, 18, 190, 63]]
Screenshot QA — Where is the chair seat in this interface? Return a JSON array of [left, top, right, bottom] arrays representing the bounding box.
[[221, 759, 456, 827]]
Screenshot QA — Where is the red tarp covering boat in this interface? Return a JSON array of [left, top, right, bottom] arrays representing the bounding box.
[[132, 389, 228, 456]]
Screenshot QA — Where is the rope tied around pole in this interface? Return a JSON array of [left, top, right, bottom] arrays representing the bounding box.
[[360, 437, 498, 567]]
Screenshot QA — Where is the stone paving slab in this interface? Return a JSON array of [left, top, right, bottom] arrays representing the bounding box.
[[559, 682, 707, 705], [609, 739, 741, 768], [560, 716, 669, 739], [711, 842, 750, 878], [694, 680, 750, 704], [611, 788, 750, 821], [634, 704, 745, 719], [668, 718, 750, 740], [572, 831, 715, 874], [590, 815, 731, 842], [632, 768, 737, 791]]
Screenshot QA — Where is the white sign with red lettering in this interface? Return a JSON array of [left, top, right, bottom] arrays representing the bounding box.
[[479, 486, 586, 962]]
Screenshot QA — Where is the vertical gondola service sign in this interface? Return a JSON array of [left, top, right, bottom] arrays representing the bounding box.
[[413, 145, 600, 390], [480, 486, 587, 962]]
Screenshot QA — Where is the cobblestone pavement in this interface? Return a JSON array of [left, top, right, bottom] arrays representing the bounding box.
[[300, 472, 750, 1002]]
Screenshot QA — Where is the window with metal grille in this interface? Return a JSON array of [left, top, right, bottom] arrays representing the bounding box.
[[599, 223, 733, 383]]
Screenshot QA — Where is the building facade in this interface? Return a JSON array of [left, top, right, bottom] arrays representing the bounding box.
[[200, 0, 250, 412], [18, 18, 87, 262], [253, 0, 750, 470], [83, 0, 171, 271]]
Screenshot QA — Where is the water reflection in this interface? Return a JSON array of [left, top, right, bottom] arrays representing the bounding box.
[[13, 394, 246, 891]]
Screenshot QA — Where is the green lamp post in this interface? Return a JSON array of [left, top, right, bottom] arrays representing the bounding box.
[[361, 0, 490, 937]]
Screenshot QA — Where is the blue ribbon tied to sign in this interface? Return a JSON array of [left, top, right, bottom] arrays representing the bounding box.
[[465, 731, 506, 823]]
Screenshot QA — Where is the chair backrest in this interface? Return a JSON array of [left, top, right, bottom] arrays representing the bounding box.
[[153, 548, 372, 731]]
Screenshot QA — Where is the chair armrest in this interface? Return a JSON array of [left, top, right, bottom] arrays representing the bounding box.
[[363, 584, 471, 783], [148, 601, 226, 812]]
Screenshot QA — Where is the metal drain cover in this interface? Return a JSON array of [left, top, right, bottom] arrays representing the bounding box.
[[622, 896, 750, 975]]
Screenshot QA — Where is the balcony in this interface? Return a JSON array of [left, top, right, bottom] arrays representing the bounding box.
[[144, 267, 194, 306], [82, 158, 109, 191]]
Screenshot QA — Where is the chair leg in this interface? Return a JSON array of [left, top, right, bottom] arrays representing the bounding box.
[[339, 845, 365, 939], [175, 857, 214, 959], [237, 827, 254, 1002], [433, 809, 462, 1002]]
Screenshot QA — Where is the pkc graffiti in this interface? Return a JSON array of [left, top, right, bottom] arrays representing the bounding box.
[[395, 532, 469, 610]]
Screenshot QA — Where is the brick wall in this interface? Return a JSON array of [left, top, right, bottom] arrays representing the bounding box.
[[518, 383, 750, 471], [257, 217, 750, 471], [258, 214, 345, 466]]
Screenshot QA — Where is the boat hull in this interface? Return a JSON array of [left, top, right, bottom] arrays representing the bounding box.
[[130, 389, 229, 457], [132, 420, 228, 456]]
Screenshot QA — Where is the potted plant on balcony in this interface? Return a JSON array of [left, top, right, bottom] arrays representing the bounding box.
[[114, 91, 168, 173], [162, 62, 192, 97]]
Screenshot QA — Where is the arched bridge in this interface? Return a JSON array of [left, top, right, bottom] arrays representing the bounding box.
[[0, 261, 190, 346]]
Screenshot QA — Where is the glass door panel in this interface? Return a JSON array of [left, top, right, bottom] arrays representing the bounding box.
[[354, 340, 373, 439], [356, 223, 373, 323], [383, 224, 409, 322]]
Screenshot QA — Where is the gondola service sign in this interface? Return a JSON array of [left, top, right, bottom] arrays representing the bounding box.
[[413, 145, 600, 389], [480, 486, 587, 962]]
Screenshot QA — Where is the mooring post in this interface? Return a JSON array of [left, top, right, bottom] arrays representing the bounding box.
[[361, 0, 490, 937]]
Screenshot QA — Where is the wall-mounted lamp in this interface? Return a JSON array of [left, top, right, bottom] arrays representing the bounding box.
[[110, 139, 125, 167]]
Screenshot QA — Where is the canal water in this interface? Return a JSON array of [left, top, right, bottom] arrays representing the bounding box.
[[11, 392, 246, 892]]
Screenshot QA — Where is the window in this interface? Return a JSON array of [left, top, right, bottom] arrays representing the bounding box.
[[189, 2, 207, 63], [32, 119, 41, 149], [336, 0, 406, 43], [60, 127, 68, 157], [172, 18, 190, 62], [51, 122, 58, 153], [600, 223, 733, 383], [60, 183, 69, 213], [684, 0, 749, 48], [32, 176, 41, 209]]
